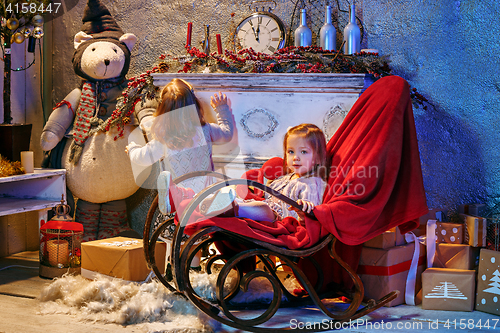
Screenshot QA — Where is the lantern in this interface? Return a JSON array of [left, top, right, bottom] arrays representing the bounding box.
[[39, 198, 83, 279]]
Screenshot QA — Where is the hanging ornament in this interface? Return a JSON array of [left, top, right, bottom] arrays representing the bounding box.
[[32, 15, 44, 27], [13, 32, 25, 44], [1, 17, 7, 28], [33, 27, 44, 39], [23, 27, 33, 38], [6, 17, 19, 30]]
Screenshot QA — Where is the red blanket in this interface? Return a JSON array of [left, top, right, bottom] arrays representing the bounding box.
[[180, 75, 428, 290], [183, 75, 428, 249]]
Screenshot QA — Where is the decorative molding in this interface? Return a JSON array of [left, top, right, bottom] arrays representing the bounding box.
[[323, 104, 349, 141], [240, 108, 279, 140], [152, 73, 368, 93]]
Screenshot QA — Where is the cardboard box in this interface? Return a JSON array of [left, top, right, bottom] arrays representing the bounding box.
[[422, 268, 475, 311], [461, 214, 487, 247], [389, 226, 406, 246], [431, 243, 479, 270], [357, 242, 425, 307], [435, 222, 463, 244], [419, 208, 446, 225], [81, 237, 166, 282], [476, 249, 500, 315], [460, 203, 487, 217], [364, 231, 396, 249]]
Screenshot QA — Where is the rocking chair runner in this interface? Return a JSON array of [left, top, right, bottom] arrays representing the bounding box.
[[142, 75, 429, 332]]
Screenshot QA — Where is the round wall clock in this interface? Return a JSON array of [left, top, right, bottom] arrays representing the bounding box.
[[235, 4, 286, 55]]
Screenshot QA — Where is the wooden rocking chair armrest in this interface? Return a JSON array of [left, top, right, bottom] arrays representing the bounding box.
[[143, 170, 230, 269], [171, 170, 231, 185]]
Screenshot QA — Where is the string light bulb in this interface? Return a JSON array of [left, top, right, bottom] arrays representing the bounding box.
[[23, 27, 32, 38], [6, 17, 19, 30], [32, 15, 44, 27], [33, 27, 44, 38], [13, 32, 25, 44]]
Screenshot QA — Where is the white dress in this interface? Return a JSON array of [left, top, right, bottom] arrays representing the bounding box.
[[265, 173, 327, 220]]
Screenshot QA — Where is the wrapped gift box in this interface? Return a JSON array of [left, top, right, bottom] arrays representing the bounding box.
[[461, 214, 487, 247], [435, 222, 463, 244], [418, 208, 446, 225], [389, 226, 406, 246], [357, 242, 425, 307], [431, 243, 479, 270], [416, 209, 446, 237], [476, 249, 500, 315], [422, 268, 475, 311], [82, 237, 166, 282], [364, 231, 396, 249], [460, 203, 487, 217]]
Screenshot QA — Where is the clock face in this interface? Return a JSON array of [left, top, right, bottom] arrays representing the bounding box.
[[235, 12, 286, 54]]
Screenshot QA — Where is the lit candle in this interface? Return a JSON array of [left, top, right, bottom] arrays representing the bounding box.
[[20, 151, 34, 173], [216, 34, 222, 54], [186, 22, 192, 49], [47, 239, 69, 266]]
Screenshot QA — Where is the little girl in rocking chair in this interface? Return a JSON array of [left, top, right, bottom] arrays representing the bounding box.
[[199, 123, 329, 223]]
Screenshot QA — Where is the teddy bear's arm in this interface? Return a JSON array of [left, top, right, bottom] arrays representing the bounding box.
[[40, 88, 82, 151]]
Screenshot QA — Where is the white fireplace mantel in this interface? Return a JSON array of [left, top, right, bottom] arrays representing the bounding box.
[[152, 73, 373, 178]]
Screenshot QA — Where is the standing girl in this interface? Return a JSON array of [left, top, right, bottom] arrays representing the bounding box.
[[126, 78, 235, 213]]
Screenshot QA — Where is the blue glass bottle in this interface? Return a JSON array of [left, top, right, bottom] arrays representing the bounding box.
[[294, 9, 312, 47], [343, 3, 360, 54], [320, 5, 336, 51]]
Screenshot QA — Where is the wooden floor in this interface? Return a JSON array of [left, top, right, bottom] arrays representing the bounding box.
[[2, 251, 500, 333], [0, 252, 164, 333]]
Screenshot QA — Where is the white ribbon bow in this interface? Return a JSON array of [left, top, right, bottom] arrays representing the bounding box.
[[403, 219, 439, 305]]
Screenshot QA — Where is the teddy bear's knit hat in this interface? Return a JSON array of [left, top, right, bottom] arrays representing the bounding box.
[[73, 0, 132, 82], [81, 0, 123, 40]]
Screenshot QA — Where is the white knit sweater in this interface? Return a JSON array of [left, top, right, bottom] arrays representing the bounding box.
[[265, 173, 327, 220], [127, 104, 234, 193]]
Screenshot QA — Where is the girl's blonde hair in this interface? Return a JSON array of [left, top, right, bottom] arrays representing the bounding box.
[[151, 78, 206, 150], [283, 123, 329, 180]]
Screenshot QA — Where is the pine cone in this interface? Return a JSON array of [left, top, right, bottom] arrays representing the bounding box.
[[158, 62, 169, 73]]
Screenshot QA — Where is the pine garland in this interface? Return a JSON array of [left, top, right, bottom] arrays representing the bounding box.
[[94, 67, 161, 140], [103, 46, 430, 137], [0, 155, 25, 177], [164, 45, 391, 77]]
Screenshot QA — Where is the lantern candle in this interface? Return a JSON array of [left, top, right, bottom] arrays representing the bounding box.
[[186, 22, 192, 49], [216, 34, 222, 54], [47, 239, 69, 266]]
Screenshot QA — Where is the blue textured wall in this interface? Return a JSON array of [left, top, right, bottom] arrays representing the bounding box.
[[362, 0, 499, 211], [50, 0, 500, 222]]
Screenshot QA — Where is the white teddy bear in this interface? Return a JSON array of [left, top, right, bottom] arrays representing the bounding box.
[[41, 0, 152, 241]]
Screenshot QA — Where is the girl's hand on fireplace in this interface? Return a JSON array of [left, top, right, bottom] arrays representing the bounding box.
[[210, 92, 228, 110]]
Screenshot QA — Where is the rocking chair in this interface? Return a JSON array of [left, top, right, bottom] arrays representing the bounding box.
[[142, 75, 428, 332], [143, 170, 398, 332]]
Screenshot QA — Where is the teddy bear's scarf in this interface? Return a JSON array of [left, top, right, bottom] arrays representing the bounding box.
[[68, 80, 122, 164]]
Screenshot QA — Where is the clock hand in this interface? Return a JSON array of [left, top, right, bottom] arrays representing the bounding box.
[[251, 26, 259, 41], [256, 24, 260, 41]]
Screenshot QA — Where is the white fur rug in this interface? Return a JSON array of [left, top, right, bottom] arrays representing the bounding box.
[[38, 270, 301, 332]]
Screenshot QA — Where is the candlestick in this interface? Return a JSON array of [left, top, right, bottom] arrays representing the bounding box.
[[21, 151, 34, 173], [216, 34, 222, 54], [47, 239, 69, 267], [203, 25, 210, 55], [186, 22, 192, 49]]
